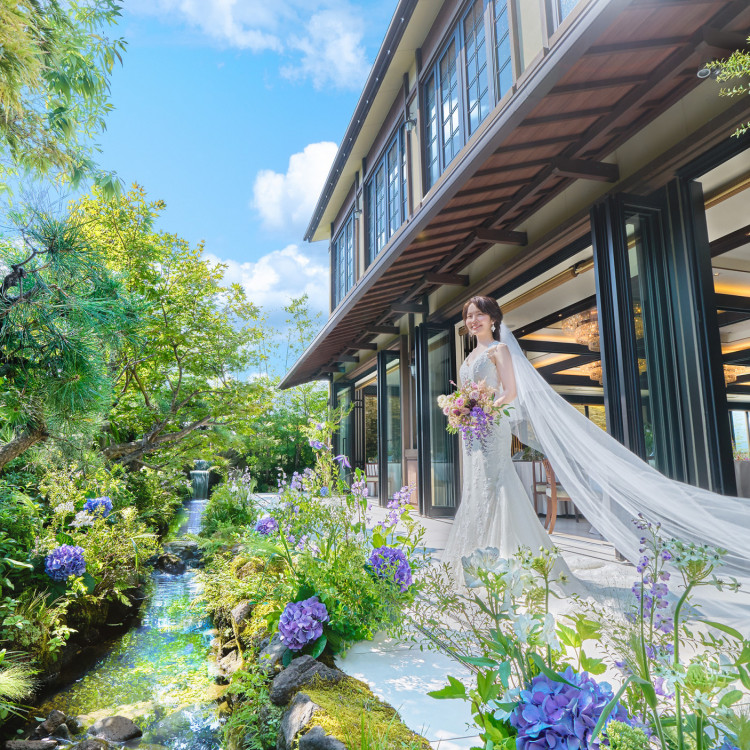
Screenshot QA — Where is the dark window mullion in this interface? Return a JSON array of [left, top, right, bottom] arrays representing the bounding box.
[[483, 0, 498, 108]]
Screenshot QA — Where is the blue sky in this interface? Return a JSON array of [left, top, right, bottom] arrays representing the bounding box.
[[92, 0, 392, 366]]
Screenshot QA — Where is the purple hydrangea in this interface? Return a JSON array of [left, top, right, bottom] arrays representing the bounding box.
[[278, 595, 329, 651], [510, 667, 630, 750], [83, 496, 113, 517], [45, 545, 86, 581], [255, 516, 279, 535], [319, 486, 329, 497], [369, 546, 413, 592]]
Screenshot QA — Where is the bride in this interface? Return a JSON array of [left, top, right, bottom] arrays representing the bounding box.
[[441, 294, 750, 590], [441, 296, 557, 578]]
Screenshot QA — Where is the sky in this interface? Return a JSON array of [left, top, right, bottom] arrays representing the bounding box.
[[90, 0, 394, 368]]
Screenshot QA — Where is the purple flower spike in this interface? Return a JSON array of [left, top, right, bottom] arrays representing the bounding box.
[[83, 496, 113, 517], [278, 596, 329, 651], [255, 516, 279, 535], [369, 547, 413, 592], [45, 545, 86, 581], [510, 667, 631, 750]]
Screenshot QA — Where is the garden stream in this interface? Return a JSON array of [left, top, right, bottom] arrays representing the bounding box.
[[37, 484, 222, 749]]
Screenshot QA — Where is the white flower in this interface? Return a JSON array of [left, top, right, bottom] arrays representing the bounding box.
[[541, 612, 560, 650], [54, 501, 75, 515], [512, 613, 535, 644], [70, 511, 94, 528]]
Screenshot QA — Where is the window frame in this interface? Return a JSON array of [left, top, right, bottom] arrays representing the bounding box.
[[421, 0, 519, 192], [332, 210, 355, 309], [365, 128, 407, 267]]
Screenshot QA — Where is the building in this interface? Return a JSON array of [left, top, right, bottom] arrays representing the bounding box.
[[280, 0, 750, 521]]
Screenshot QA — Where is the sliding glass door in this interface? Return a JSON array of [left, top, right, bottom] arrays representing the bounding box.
[[377, 350, 403, 505]]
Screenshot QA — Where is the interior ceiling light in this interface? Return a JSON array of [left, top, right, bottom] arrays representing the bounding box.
[[581, 359, 646, 385], [562, 309, 600, 351], [724, 364, 750, 386]]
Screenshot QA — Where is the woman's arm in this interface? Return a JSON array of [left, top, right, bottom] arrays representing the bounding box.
[[489, 343, 517, 405]]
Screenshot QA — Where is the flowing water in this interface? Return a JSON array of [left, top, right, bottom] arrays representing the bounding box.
[[38, 496, 222, 749], [190, 460, 211, 502]]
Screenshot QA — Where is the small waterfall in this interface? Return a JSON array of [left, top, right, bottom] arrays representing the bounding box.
[[186, 459, 211, 535]]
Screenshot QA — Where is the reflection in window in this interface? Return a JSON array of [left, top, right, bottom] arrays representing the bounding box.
[[464, 0, 490, 135], [557, 0, 578, 23], [440, 40, 460, 167]]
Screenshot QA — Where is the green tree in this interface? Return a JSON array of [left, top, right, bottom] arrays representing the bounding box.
[[0, 0, 126, 192], [73, 185, 264, 469], [0, 205, 132, 470]]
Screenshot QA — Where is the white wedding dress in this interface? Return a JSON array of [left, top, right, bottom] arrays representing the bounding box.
[[441, 341, 556, 580]]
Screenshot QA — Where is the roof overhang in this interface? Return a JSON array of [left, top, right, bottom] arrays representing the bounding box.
[[283, 0, 750, 389]]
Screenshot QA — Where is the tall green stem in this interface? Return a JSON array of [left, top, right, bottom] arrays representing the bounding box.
[[672, 582, 694, 750]]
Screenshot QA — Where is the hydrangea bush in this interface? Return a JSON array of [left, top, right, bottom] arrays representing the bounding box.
[[369, 547, 412, 592], [278, 596, 329, 652], [83, 496, 113, 517]]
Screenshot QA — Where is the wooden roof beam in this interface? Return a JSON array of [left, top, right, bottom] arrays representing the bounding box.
[[537, 353, 600, 377], [701, 28, 750, 55], [391, 301, 428, 314], [724, 348, 750, 365], [549, 75, 649, 95], [423, 272, 470, 286], [366, 325, 400, 335], [587, 37, 690, 56], [474, 227, 528, 245], [319, 366, 345, 374], [355, 342, 378, 350], [337, 354, 359, 363], [523, 106, 612, 126], [520, 340, 592, 355], [551, 157, 619, 182], [716, 294, 750, 314], [711, 224, 750, 257]]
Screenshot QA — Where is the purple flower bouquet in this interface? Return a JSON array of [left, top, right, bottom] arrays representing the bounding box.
[[255, 516, 279, 535], [437, 379, 506, 444]]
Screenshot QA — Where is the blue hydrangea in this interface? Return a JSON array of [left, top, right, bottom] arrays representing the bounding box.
[[278, 595, 329, 651], [45, 545, 86, 581], [83, 496, 113, 517], [369, 546, 413, 592], [510, 666, 631, 750], [255, 516, 279, 535]]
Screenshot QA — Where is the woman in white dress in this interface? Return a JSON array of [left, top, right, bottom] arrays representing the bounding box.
[[441, 295, 556, 578]]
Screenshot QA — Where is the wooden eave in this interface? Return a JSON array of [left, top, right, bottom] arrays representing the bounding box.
[[281, 0, 750, 390]]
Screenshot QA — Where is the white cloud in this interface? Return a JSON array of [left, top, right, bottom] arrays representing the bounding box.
[[252, 141, 338, 234], [282, 8, 370, 90], [205, 243, 329, 315], [128, 0, 370, 89]]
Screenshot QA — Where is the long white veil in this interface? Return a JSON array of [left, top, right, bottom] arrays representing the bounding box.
[[500, 323, 750, 581]]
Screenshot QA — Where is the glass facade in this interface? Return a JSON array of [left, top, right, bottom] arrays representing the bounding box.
[[464, 0, 490, 136], [494, 0, 513, 100]]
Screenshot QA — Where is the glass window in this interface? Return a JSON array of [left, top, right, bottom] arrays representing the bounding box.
[[464, 0, 490, 135], [332, 212, 354, 307], [365, 132, 406, 265], [493, 0, 513, 100], [424, 73, 440, 188], [557, 0, 577, 24], [439, 40, 460, 167], [387, 141, 401, 238]]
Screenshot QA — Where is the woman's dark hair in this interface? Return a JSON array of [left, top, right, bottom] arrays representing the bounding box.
[[462, 296, 503, 341]]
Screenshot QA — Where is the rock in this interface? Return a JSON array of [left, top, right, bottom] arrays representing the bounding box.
[[220, 637, 239, 656], [65, 716, 84, 735], [155, 553, 186, 575], [276, 693, 321, 750], [230, 599, 252, 627], [163, 540, 200, 561], [5, 742, 58, 750], [34, 709, 67, 737], [70, 740, 111, 750], [218, 648, 242, 676], [298, 725, 347, 750], [87, 716, 143, 742], [270, 656, 344, 706], [258, 633, 287, 675], [51, 724, 70, 740]]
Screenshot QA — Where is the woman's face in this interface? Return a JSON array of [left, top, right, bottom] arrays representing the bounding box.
[[465, 303, 492, 337]]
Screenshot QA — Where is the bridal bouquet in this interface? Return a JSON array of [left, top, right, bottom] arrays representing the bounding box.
[[437, 379, 509, 444]]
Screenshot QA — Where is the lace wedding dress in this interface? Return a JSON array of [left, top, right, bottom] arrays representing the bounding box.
[[441, 341, 556, 580]]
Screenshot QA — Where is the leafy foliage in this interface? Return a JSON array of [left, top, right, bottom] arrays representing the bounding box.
[[705, 36, 750, 137], [0, 0, 126, 192]]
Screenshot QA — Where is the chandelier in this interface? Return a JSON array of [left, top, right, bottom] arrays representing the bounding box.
[[562, 309, 600, 351], [581, 359, 647, 385], [724, 365, 750, 386]]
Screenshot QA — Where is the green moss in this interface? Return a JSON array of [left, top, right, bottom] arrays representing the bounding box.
[[303, 676, 430, 750]]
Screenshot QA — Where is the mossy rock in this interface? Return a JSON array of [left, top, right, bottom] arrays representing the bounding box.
[[302, 675, 430, 750]]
